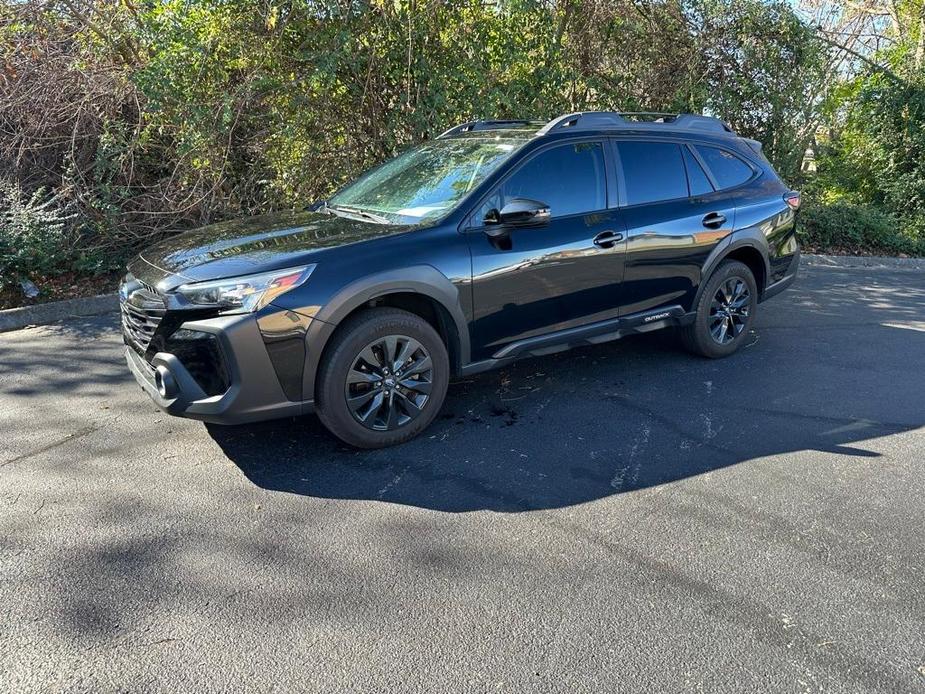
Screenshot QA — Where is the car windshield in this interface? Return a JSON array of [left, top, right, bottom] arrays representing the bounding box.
[[328, 136, 529, 224]]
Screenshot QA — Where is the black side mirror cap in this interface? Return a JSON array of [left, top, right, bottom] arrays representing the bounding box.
[[483, 198, 550, 233], [498, 198, 550, 226]]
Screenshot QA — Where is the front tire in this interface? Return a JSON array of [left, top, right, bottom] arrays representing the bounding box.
[[680, 260, 758, 358], [316, 308, 449, 448]]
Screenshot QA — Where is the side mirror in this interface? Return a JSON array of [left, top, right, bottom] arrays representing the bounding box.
[[483, 198, 550, 234]]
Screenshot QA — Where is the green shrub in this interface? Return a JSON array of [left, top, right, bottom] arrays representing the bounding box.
[[0, 180, 76, 289], [799, 198, 925, 257]]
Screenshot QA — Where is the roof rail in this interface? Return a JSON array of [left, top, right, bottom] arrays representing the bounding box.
[[436, 120, 540, 139], [536, 111, 736, 136]]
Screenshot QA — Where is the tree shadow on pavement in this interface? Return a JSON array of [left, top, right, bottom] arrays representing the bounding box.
[[0, 315, 129, 399], [209, 269, 925, 513]]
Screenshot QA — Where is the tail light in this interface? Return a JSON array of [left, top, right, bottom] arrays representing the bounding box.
[[784, 192, 801, 210]]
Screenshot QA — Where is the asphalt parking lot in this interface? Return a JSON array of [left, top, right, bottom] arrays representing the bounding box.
[[1, 264, 924, 692]]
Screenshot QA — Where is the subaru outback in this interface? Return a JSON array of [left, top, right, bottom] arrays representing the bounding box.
[[120, 111, 800, 448]]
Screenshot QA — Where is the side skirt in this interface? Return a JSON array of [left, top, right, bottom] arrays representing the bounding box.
[[460, 306, 692, 377]]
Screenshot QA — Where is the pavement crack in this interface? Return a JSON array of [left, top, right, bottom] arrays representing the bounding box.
[[0, 425, 98, 468]]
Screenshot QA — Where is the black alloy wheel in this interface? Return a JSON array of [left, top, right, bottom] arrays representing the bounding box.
[[316, 308, 449, 448], [679, 259, 758, 358], [345, 334, 434, 431], [709, 277, 751, 345]]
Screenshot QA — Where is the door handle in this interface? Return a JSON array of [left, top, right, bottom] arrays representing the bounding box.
[[702, 212, 726, 229], [593, 230, 624, 248]]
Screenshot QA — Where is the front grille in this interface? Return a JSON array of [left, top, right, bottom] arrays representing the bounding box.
[[120, 282, 167, 355], [138, 278, 159, 295]]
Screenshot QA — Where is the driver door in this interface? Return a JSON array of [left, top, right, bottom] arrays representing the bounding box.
[[465, 140, 626, 362]]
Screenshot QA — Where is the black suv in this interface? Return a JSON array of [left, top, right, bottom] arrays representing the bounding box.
[[121, 111, 800, 448]]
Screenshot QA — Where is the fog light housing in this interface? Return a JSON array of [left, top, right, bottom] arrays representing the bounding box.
[[154, 365, 178, 399], [165, 329, 230, 397]]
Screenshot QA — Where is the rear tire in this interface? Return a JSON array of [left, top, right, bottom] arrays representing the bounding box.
[[680, 260, 758, 358], [316, 308, 449, 448]]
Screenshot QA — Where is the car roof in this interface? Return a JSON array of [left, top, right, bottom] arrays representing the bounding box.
[[445, 111, 746, 139], [438, 112, 765, 160]]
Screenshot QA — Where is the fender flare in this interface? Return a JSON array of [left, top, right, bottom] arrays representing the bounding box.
[[301, 265, 470, 402], [692, 230, 772, 310]]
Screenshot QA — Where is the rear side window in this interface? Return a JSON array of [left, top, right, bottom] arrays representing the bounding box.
[[694, 145, 754, 189], [683, 146, 714, 196], [618, 141, 688, 205], [493, 142, 607, 219]]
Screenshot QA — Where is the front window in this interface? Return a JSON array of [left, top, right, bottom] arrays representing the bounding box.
[[472, 142, 607, 224], [329, 137, 529, 224]]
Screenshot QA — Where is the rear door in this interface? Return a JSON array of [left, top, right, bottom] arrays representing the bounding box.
[[614, 139, 738, 316]]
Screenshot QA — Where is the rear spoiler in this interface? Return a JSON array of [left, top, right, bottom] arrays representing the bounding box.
[[741, 137, 777, 171], [743, 138, 763, 154]]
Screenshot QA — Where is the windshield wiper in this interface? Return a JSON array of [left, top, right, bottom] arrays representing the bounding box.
[[327, 204, 391, 225]]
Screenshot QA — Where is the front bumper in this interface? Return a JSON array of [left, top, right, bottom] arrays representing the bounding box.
[[125, 312, 313, 425]]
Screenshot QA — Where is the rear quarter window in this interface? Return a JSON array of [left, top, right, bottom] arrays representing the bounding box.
[[694, 145, 754, 189]]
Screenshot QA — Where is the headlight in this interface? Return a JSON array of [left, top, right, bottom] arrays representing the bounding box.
[[175, 265, 315, 314]]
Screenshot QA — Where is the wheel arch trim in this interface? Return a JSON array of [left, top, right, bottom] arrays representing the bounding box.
[[693, 231, 771, 309], [301, 265, 470, 401]]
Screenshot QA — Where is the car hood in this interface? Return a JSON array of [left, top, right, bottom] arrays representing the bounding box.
[[133, 210, 415, 286]]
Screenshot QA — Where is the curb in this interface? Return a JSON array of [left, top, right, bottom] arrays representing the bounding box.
[[802, 253, 925, 271], [0, 293, 118, 334]]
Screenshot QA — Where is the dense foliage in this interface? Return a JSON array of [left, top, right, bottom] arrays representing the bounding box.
[[797, 0, 925, 255], [0, 0, 923, 289]]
